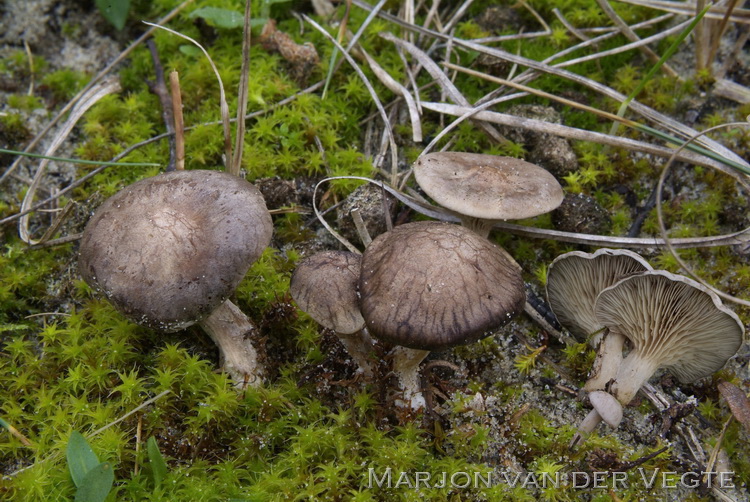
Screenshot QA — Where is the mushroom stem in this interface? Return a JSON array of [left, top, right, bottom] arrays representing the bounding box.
[[459, 216, 495, 239], [583, 331, 625, 392], [336, 328, 377, 378], [609, 351, 661, 406], [199, 299, 264, 388], [390, 346, 430, 409], [570, 408, 603, 449]]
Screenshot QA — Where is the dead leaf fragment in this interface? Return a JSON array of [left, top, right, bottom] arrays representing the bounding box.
[[718, 381, 750, 432]]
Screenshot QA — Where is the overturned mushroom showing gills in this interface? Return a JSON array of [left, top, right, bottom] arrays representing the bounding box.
[[597, 270, 744, 405], [546, 248, 652, 392], [78, 169, 273, 386], [572, 270, 744, 447], [413, 152, 564, 238], [358, 221, 525, 408], [290, 250, 376, 377]]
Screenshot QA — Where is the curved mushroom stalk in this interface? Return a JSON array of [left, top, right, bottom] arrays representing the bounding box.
[[583, 331, 625, 392], [608, 352, 662, 406], [289, 251, 378, 378], [570, 390, 623, 449], [546, 249, 653, 394], [358, 222, 525, 411], [336, 329, 377, 378], [390, 346, 430, 409], [571, 270, 745, 447], [199, 300, 264, 387], [78, 170, 273, 389]]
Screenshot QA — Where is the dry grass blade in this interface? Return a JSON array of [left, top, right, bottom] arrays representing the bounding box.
[[596, 0, 678, 77], [420, 100, 745, 177], [360, 48, 423, 142], [0, 0, 195, 187], [303, 15, 399, 184], [143, 21, 233, 170], [312, 175, 750, 249], [19, 77, 121, 245], [656, 121, 750, 307], [353, 0, 748, 171], [614, 0, 750, 23], [231, 0, 253, 177], [380, 31, 507, 145], [442, 62, 750, 177], [552, 18, 690, 69], [169, 71, 185, 171]]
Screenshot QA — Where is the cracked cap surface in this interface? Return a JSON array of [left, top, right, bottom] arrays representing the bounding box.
[[358, 221, 525, 350], [78, 170, 272, 332]]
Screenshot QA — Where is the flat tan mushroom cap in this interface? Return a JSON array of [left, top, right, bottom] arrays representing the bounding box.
[[358, 221, 525, 351], [594, 270, 744, 383], [413, 152, 564, 221], [79, 170, 272, 332], [546, 249, 652, 343], [290, 251, 365, 334]]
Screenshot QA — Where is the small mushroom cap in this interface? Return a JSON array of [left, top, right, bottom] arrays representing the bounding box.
[[289, 250, 365, 334], [589, 390, 623, 428], [546, 248, 652, 343], [594, 270, 744, 383], [358, 221, 525, 351], [413, 152, 564, 221], [79, 170, 272, 332]]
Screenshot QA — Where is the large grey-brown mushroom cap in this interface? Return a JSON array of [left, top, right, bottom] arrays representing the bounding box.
[[595, 270, 744, 384], [290, 251, 365, 335], [79, 170, 272, 332], [546, 248, 652, 344], [413, 152, 564, 221], [358, 221, 525, 351]]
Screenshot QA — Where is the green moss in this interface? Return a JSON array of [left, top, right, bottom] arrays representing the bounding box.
[[2, 1, 749, 500]]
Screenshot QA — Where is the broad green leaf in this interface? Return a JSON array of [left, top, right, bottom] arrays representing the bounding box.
[[189, 7, 244, 29], [74, 462, 115, 502], [95, 0, 131, 31], [67, 431, 100, 488], [147, 437, 168, 487]]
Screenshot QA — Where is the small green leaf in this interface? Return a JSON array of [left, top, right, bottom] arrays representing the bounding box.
[[95, 0, 131, 31], [189, 7, 244, 29], [147, 437, 168, 487], [178, 45, 202, 57], [74, 462, 115, 502], [67, 431, 100, 488]]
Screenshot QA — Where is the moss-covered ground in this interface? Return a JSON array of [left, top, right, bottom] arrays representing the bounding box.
[[1, 0, 749, 500]]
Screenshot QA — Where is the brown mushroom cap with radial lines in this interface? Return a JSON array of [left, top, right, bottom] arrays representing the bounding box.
[[413, 152, 564, 221], [289, 250, 365, 335], [546, 248, 652, 344], [595, 270, 744, 388], [78, 170, 272, 332], [358, 221, 525, 351]]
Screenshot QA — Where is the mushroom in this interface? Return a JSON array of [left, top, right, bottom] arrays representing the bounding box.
[[78, 169, 273, 386], [572, 270, 744, 446], [598, 270, 744, 405], [289, 250, 377, 377], [413, 152, 564, 239], [358, 221, 526, 408], [546, 248, 652, 392]]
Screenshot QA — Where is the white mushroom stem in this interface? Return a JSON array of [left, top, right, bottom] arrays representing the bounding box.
[[583, 331, 625, 392], [609, 352, 661, 406], [199, 299, 264, 388], [390, 346, 430, 410], [570, 390, 624, 449], [570, 409, 604, 449], [336, 328, 377, 378]]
